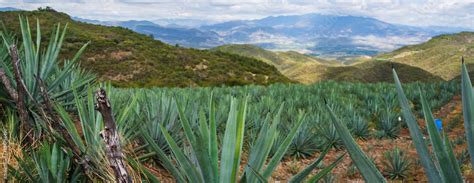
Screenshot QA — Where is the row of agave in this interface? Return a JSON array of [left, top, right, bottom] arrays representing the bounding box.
[[324, 58, 473, 182], [107, 79, 457, 158], [0, 16, 465, 182]]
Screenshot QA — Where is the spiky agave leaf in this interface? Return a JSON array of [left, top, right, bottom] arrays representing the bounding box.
[[324, 100, 386, 182], [461, 57, 474, 168], [220, 96, 247, 182], [393, 68, 442, 183], [244, 104, 283, 182], [419, 86, 463, 182], [289, 144, 345, 183]]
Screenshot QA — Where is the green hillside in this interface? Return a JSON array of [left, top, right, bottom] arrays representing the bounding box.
[[378, 32, 474, 80], [0, 10, 291, 87], [213, 44, 442, 84], [322, 61, 444, 83]]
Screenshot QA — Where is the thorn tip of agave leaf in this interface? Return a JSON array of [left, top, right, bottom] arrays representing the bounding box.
[[391, 63, 395, 69], [323, 97, 327, 105], [462, 56, 464, 64]]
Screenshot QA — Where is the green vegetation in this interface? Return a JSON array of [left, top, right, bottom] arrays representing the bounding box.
[[0, 10, 290, 87], [382, 148, 412, 180], [321, 61, 444, 83]]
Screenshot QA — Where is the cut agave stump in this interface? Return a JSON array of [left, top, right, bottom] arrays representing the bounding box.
[[95, 88, 132, 183]]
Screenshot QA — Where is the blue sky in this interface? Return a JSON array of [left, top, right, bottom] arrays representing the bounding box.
[[1, 0, 473, 28]]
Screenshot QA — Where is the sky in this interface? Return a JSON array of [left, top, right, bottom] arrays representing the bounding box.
[[0, 0, 473, 28]]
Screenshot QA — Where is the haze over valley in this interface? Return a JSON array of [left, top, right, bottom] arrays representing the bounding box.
[[76, 13, 471, 60]]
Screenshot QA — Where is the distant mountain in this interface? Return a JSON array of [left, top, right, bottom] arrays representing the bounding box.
[[2, 10, 290, 87], [76, 14, 470, 59], [151, 18, 214, 28], [0, 7, 21, 12], [202, 14, 469, 58], [378, 31, 474, 80], [74, 18, 224, 48]]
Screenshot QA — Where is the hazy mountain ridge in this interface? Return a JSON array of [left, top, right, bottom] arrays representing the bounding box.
[[76, 14, 470, 59], [74, 17, 224, 48]]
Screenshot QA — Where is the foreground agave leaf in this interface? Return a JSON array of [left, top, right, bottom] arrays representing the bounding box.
[[461, 57, 474, 168], [419, 87, 463, 182], [324, 100, 386, 182], [393, 68, 442, 183]]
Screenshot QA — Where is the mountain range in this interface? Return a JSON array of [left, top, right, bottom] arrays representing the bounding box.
[[75, 14, 471, 59]]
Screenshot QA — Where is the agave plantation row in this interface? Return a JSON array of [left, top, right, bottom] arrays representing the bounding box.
[[0, 18, 466, 182], [110, 79, 457, 153]]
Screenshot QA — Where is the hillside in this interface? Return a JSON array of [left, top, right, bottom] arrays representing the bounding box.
[[282, 60, 443, 83], [211, 44, 341, 83], [378, 32, 474, 80], [0, 10, 291, 87], [322, 61, 444, 83], [212, 44, 441, 84]]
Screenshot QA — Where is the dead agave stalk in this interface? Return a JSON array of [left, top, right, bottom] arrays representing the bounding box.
[[95, 88, 131, 183], [36, 76, 92, 171], [0, 45, 33, 143]]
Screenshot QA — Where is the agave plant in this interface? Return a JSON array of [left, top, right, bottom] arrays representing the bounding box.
[[382, 148, 411, 180], [317, 118, 343, 149], [347, 115, 369, 140], [8, 143, 82, 182], [0, 17, 94, 140], [378, 108, 401, 139], [287, 125, 320, 159]]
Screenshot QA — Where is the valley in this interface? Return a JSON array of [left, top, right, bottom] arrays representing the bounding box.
[[78, 13, 470, 59]]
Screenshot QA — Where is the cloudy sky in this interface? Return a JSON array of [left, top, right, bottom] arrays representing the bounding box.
[[1, 0, 473, 28]]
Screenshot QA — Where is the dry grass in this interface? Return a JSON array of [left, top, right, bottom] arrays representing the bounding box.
[[0, 139, 23, 181]]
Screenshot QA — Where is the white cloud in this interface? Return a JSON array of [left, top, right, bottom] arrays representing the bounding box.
[[352, 35, 430, 51], [0, 0, 473, 29]]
